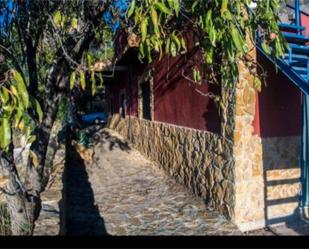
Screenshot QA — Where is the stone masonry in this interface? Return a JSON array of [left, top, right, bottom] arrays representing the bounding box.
[[108, 115, 235, 220], [233, 36, 301, 231]]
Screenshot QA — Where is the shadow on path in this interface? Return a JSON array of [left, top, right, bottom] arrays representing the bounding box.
[[59, 142, 108, 236], [87, 125, 130, 152]]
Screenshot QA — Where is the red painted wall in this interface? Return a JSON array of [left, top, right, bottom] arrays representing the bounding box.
[[301, 10, 309, 37], [106, 50, 143, 117], [152, 49, 221, 133], [109, 30, 302, 137], [253, 51, 302, 138], [107, 35, 221, 133]]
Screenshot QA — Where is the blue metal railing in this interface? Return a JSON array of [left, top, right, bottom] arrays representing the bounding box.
[[295, 0, 301, 33], [265, 0, 309, 93]]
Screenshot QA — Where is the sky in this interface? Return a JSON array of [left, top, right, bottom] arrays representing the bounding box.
[[0, 0, 130, 36], [103, 0, 130, 33], [0, 0, 13, 35]]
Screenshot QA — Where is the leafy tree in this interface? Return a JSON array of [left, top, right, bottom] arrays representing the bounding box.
[[125, 0, 286, 87], [0, 0, 114, 235], [0, 0, 285, 235]]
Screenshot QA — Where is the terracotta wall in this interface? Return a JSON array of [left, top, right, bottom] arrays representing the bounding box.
[[253, 51, 302, 137], [107, 46, 221, 133], [152, 52, 221, 133], [301, 9, 309, 37]]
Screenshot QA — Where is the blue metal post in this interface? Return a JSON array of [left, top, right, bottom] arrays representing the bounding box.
[[307, 61, 309, 81], [301, 93, 309, 212], [288, 47, 292, 64], [295, 0, 301, 34]]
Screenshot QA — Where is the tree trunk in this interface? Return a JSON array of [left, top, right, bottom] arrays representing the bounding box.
[[26, 39, 38, 98], [2, 2, 107, 234], [5, 180, 41, 235], [1, 146, 40, 235]]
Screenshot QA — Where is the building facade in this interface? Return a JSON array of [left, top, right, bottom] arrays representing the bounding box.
[[105, 4, 309, 231]]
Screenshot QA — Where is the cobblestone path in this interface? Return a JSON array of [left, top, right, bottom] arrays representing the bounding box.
[[66, 127, 242, 235]]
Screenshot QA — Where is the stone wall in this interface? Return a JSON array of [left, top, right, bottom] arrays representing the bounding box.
[[263, 136, 301, 224], [108, 115, 235, 219], [232, 40, 301, 231], [233, 56, 265, 231]]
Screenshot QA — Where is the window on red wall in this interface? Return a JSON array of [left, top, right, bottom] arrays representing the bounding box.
[[141, 81, 152, 121], [119, 90, 126, 118], [110, 95, 114, 115]]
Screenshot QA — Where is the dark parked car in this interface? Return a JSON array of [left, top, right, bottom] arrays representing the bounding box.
[[81, 112, 108, 125]]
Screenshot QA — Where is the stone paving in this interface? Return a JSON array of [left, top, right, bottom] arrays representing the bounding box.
[[247, 219, 309, 236], [65, 126, 242, 236]]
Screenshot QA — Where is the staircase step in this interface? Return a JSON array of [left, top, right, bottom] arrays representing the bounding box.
[[291, 66, 309, 74], [284, 53, 309, 60], [289, 44, 309, 55], [284, 53, 309, 66], [279, 23, 305, 32], [283, 32, 309, 44], [299, 73, 309, 81]]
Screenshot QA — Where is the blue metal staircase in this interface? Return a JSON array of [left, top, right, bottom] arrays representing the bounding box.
[[257, 1, 309, 95]]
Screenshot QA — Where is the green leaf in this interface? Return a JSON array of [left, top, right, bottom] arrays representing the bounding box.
[[261, 41, 272, 55], [254, 77, 262, 92], [181, 37, 187, 53], [26, 135, 37, 145], [230, 23, 245, 54], [10, 85, 18, 97], [191, 1, 199, 12], [87, 53, 94, 66], [172, 32, 181, 51], [29, 150, 39, 167], [165, 38, 171, 54], [0, 117, 11, 150], [70, 71, 76, 90], [14, 108, 23, 129], [91, 71, 96, 96], [141, 18, 148, 42], [12, 69, 29, 109], [71, 17, 78, 29], [173, 0, 180, 16], [221, 0, 228, 15], [54, 10, 63, 27], [139, 42, 145, 59], [98, 73, 104, 87], [205, 46, 214, 64], [127, 0, 136, 18], [155, 2, 171, 15], [0, 87, 10, 105], [170, 42, 177, 57], [150, 7, 159, 35], [205, 10, 212, 30], [209, 27, 217, 47], [146, 41, 153, 63], [33, 99, 43, 123], [80, 71, 86, 91]]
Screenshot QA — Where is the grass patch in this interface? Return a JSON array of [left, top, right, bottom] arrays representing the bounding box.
[[0, 204, 11, 235]]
